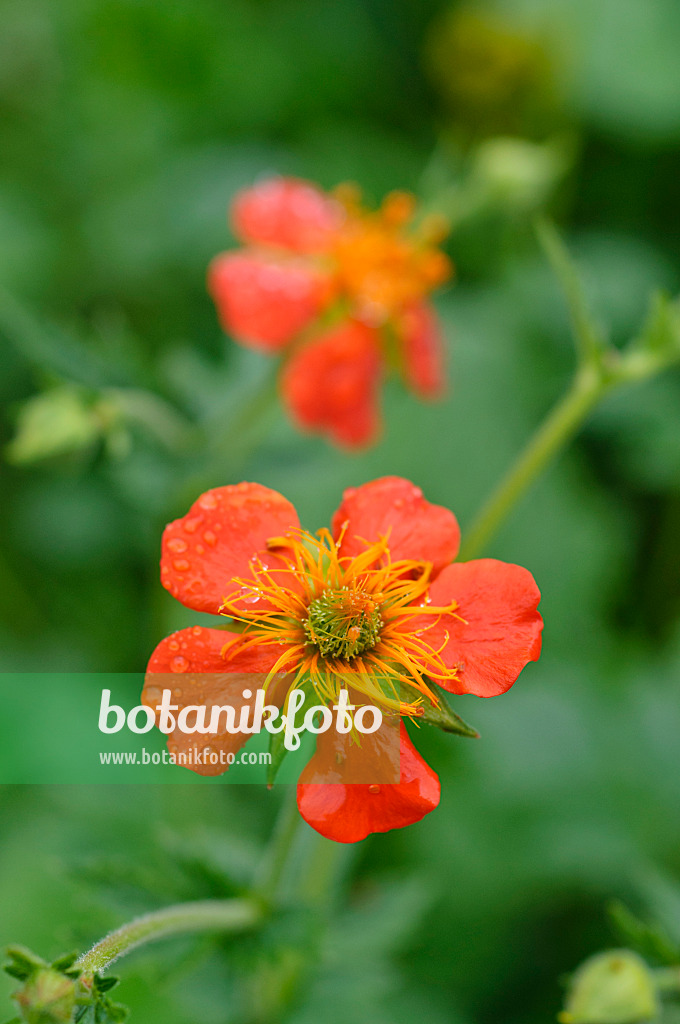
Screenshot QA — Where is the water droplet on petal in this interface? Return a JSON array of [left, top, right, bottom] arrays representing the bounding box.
[[173, 559, 190, 572], [145, 686, 161, 702], [368, 784, 381, 795], [196, 545, 205, 555], [192, 626, 202, 636], [168, 640, 180, 652], [171, 656, 189, 672], [199, 492, 218, 509], [203, 531, 217, 546], [184, 517, 200, 534], [167, 538, 187, 553]]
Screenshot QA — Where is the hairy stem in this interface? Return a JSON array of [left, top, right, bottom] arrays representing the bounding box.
[[76, 899, 261, 975]]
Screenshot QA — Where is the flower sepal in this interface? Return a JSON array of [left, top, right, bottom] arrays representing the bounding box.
[[266, 677, 317, 787], [400, 682, 480, 739], [3, 946, 128, 1024]]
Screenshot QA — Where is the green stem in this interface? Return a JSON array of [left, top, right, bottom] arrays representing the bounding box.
[[254, 786, 304, 904], [459, 366, 606, 560], [296, 833, 349, 908], [75, 899, 260, 975]]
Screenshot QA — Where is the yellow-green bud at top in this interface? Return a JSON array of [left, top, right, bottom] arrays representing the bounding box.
[[559, 950, 658, 1024], [472, 137, 569, 212], [14, 967, 77, 1024]]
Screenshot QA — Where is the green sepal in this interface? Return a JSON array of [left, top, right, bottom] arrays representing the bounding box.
[[3, 947, 47, 982], [50, 953, 79, 974], [402, 683, 480, 738], [266, 677, 316, 787], [93, 976, 119, 994]]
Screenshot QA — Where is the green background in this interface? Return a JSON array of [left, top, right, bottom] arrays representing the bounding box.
[[1, 0, 680, 1021]]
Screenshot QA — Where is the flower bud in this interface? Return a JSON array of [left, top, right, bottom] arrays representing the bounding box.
[[560, 950, 658, 1024], [14, 966, 77, 1023], [472, 136, 569, 211]]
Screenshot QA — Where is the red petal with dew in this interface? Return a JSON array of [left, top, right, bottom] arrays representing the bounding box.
[[208, 251, 330, 351], [281, 320, 382, 449], [231, 177, 343, 253], [161, 483, 301, 616], [144, 626, 290, 777], [331, 476, 460, 575], [418, 559, 543, 696], [297, 723, 440, 843]]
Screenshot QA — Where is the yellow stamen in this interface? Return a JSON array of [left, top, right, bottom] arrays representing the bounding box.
[[218, 528, 462, 716]]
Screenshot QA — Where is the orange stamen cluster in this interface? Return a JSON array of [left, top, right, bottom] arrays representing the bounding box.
[[218, 527, 462, 716], [330, 188, 452, 326]]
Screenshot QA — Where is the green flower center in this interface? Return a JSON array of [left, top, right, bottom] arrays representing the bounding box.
[[303, 586, 383, 661]]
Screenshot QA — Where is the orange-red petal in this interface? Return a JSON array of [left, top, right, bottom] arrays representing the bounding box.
[[281, 320, 382, 449], [400, 301, 446, 399], [144, 626, 290, 777], [208, 251, 329, 351], [146, 625, 279, 675], [231, 177, 343, 253], [420, 559, 543, 696], [160, 483, 301, 615], [297, 722, 440, 843], [331, 476, 460, 574]]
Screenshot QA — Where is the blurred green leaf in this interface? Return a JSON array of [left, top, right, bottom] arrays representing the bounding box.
[[6, 389, 101, 465]]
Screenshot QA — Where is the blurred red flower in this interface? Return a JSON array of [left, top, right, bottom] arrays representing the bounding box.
[[144, 477, 543, 843], [208, 178, 453, 448]]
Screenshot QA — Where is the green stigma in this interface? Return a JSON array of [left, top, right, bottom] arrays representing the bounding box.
[[303, 587, 383, 661]]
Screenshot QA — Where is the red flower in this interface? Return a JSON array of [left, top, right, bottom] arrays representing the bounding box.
[[208, 178, 452, 448], [145, 477, 543, 843]]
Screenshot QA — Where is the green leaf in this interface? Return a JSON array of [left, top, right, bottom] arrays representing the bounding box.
[[0, 288, 133, 390], [535, 218, 607, 367], [608, 900, 680, 966], [5, 388, 101, 465], [631, 290, 680, 357], [401, 682, 479, 738]]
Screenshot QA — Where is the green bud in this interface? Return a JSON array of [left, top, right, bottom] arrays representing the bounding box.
[[560, 950, 658, 1024], [13, 966, 76, 1024], [473, 136, 570, 211], [6, 388, 100, 465]]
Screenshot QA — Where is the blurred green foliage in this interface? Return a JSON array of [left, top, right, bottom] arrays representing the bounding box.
[[2, 0, 680, 1022]]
